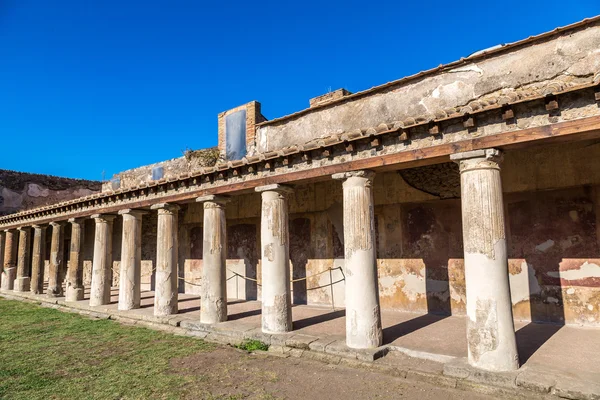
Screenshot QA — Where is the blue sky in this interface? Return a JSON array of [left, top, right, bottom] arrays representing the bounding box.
[[1, 1, 599, 181]]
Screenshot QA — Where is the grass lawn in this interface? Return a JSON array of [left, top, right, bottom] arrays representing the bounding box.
[[0, 298, 215, 400]]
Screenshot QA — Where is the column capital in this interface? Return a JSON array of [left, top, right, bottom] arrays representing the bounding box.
[[118, 209, 147, 217], [32, 224, 48, 230], [332, 170, 375, 181], [17, 226, 31, 232], [450, 149, 502, 163], [68, 217, 87, 224], [255, 184, 294, 194], [50, 221, 66, 227], [91, 213, 117, 222], [4, 228, 17, 233], [150, 203, 181, 213], [196, 195, 231, 208]]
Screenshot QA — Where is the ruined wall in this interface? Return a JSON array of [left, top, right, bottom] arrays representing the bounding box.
[[178, 140, 600, 326], [255, 22, 600, 152], [0, 170, 101, 216], [102, 148, 220, 192]]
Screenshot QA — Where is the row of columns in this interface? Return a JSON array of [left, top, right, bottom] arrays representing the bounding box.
[[0, 148, 519, 372], [0, 205, 180, 316]]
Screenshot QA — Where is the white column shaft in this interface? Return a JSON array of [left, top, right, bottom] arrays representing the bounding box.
[[257, 185, 293, 333], [118, 210, 144, 310], [198, 197, 228, 324], [14, 227, 31, 292], [66, 219, 85, 301], [30, 225, 47, 294], [47, 223, 65, 297], [334, 171, 382, 349], [90, 215, 115, 306], [452, 149, 519, 372], [153, 204, 179, 317]]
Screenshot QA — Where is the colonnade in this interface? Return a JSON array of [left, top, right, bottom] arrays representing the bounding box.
[[0, 148, 519, 372]]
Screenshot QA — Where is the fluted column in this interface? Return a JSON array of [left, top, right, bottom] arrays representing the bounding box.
[[14, 227, 32, 292], [90, 214, 116, 306], [118, 209, 145, 310], [333, 170, 382, 349], [47, 222, 65, 297], [151, 203, 180, 317], [451, 149, 519, 372], [256, 184, 293, 333], [197, 195, 230, 324], [1, 229, 18, 291], [66, 218, 85, 301], [30, 225, 48, 294]]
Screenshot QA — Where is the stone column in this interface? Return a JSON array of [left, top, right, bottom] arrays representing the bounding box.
[[151, 203, 180, 317], [47, 222, 65, 297], [30, 225, 47, 294], [256, 184, 293, 333], [1, 229, 18, 291], [0, 231, 4, 289], [333, 170, 382, 349], [118, 209, 145, 310], [196, 195, 230, 324], [14, 227, 32, 292], [66, 218, 86, 301], [90, 214, 116, 306], [451, 149, 519, 372]]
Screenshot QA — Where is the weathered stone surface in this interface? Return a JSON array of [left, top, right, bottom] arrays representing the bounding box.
[[118, 209, 145, 310], [196, 197, 229, 324], [90, 214, 116, 306], [30, 225, 47, 294], [151, 204, 180, 317], [47, 222, 65, 297], [333, 171, 382, 349], [256, 184, 293, 334], [65, 218, 85, 301], [453, 149, 519, 372], [13, 228, 31, 292], [255, 22, 600, 153]]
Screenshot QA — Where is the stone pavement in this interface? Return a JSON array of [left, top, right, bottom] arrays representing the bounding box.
[[2, 287, 599, 400]]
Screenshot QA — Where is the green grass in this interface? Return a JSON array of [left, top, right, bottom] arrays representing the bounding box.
[[235, 340, 269, 352], [0, 298, 214, 400]]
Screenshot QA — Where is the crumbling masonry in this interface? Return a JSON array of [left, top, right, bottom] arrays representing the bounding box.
[[2, 18, 600, 374]]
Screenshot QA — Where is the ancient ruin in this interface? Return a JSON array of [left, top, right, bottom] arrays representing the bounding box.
[[2, 17, 600, 381]]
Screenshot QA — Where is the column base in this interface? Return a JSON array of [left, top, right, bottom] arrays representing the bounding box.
[[13, 277, 30, 292], [65, 287, 85, 302], [46, 287, 64, 297], [1, 268, 16, 291]]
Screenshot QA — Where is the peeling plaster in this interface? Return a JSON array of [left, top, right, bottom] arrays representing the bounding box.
[[509, 261, 541, 305], [548, 261, 600, 280]]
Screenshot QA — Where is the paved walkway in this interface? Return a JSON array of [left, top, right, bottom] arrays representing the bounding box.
[[3, 286, 600, 399]]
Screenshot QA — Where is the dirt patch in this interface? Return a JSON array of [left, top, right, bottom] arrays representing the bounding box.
[[170, 347, 495, 400]]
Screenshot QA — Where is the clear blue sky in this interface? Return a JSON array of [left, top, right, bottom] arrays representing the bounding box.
[[2, 1, 598, 181]]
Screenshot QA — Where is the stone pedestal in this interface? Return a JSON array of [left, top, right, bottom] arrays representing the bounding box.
[[47, 222, 65, 297], [256, 184, 293, 333], [197, 196, 230, 324], [90, 214, 116, 306], [1, 229, 18, 291], [333, 171, 382, 349], [151, 203, 180, 317], [66, 218, 85, 301], [14, 227, 31, 292], [30, 225, 47, 294], [118, 209, 145, 310], [451, 149, 519, 372]]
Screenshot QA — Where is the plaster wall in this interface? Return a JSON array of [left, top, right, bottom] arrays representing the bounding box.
[[177, 141, 600, 326], [255, 22, 600, 153]]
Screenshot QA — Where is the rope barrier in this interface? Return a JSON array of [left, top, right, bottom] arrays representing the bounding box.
[[108, 266, 345, 297]]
